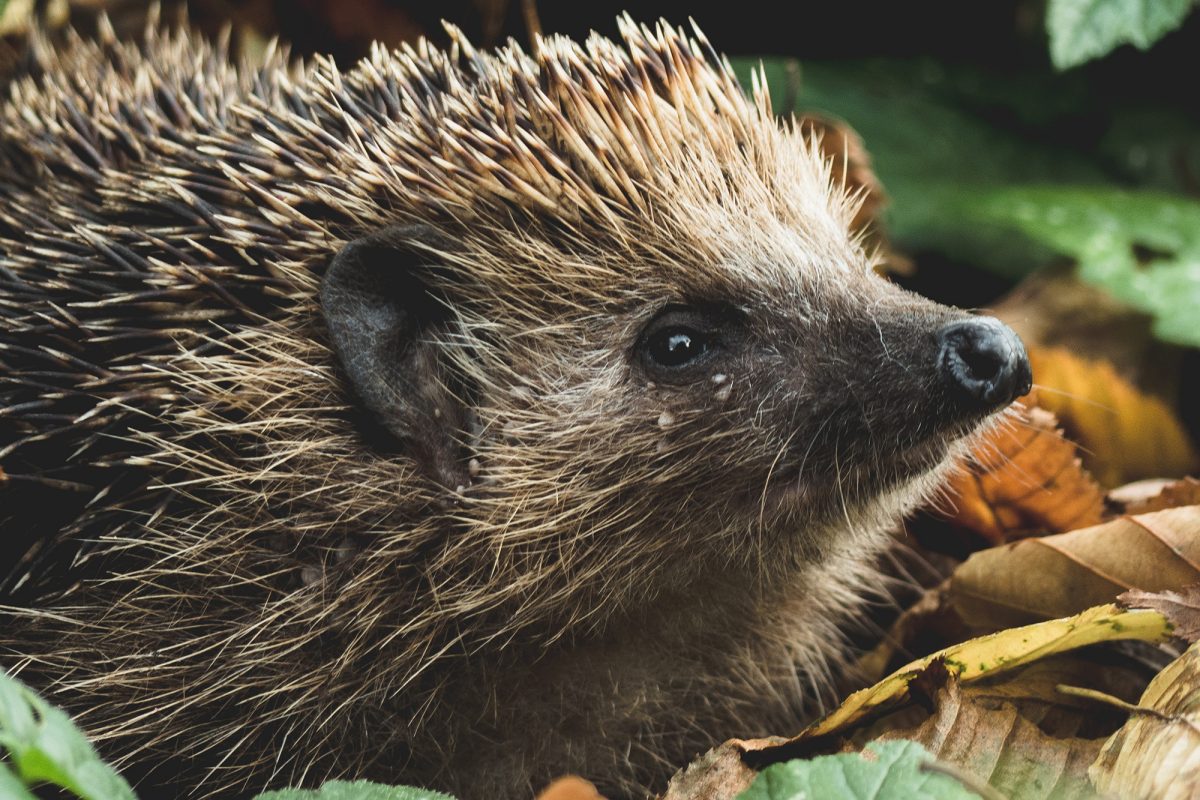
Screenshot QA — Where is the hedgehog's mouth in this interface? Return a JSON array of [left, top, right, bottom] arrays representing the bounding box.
[[760, 422, 981, 515]]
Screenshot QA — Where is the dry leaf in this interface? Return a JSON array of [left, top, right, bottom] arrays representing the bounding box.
[[950, 505, 1200, 630], [658, 738, 777, 800], [1089, 640, 1200, 799], [867, 668, 1104, 800], [745, 603, 1173, 751], [1120, 586, 1200, 641], [1112, 477, 1200, 515], [941, 404, 1104, 543], [536, 776, 606, 800], [957, 655, 1152, 737], [859, 653, 1154, 741], [1025, 346, 1199, 488]]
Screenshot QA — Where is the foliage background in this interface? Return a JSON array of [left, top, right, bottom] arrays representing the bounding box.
[[3, 1, 1200, 798]]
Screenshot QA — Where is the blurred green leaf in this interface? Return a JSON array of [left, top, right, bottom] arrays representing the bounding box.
[[735, 740, 983, 800], [256, 780, 455, 800], [0, 762, 39, 800], [1046, 0, 1195, 70], [1096, 107, 1200, 194], [0, 670, 137, 800]]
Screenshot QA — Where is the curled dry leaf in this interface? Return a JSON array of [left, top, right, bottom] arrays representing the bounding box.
[[940, 404, 1104, 544], [1120, 586, 1200, 641], [866, 667, 1104, 800], [1089, 640, 1200, 799], [950, 505, 1200, 630], [744, 603, 1173, 753], [535, 776, 606, 800], [1024, 346, 1199, 488]]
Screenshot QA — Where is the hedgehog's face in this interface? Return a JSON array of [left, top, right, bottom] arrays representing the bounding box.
[[320, 221, 1029, 567], [619, 265, 1031, 539], [309, 20, 1033, 580]]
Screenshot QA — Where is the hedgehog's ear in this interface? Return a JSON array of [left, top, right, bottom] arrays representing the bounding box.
[[321, 225, 473, 492]]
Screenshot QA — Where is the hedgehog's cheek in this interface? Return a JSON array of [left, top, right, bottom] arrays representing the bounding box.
[[320, 224, 475, 493]]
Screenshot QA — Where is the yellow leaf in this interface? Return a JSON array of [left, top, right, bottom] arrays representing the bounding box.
[[1026, 347, 1198, 488], [751, 603, 1173, 747]]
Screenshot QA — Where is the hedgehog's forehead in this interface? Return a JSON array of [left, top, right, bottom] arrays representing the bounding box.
[[354, 19, 864, 307], [445, 187, 863, 322], [358, 19, 856, 257], [442, 131, 861, 304]]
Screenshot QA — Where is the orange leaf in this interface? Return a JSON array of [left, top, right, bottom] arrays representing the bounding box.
[[1026, 347, 1199, 488], [941, 404, 1105, 544], [535, 776, 606, 800]]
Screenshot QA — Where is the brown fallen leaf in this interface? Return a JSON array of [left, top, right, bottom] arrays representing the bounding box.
[[950, 505, 1200, 630], [865, 667, 1105, 800], [1025, 346, 1199, 488], [658, 737, 778, 800], [1111, 476, 1200, 515], [536, 776, 606, 800], [990, 268, 1175, 398], [1089, 640, 1200, 799], [940, 404, 1104, 544], [957, 655, 1153, 738], [857, 652, 1154, 744]]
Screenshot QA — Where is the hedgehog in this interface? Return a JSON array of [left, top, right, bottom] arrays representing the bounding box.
[[0, 12, 1032, 800]]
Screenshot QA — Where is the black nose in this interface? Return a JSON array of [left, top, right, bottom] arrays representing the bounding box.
[[938, 317, 1032, 410]]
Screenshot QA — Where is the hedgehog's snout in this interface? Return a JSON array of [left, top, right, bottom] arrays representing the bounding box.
[[937, 317, 1032, 411]]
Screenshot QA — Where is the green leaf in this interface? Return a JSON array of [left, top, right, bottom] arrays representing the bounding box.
[[1046, 0, 1195, 70], [0, 762, 39, 800], [0, 670, 136, 800], [735, 740, 983, 800], [255, 780, 455, 800]]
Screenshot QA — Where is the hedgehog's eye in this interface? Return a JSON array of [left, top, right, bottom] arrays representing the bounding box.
[[637, 307, 723, 379], [646, 328, 709, 368]]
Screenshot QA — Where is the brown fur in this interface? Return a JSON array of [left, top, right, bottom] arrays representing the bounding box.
[[1, 12, 1000, 799]]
